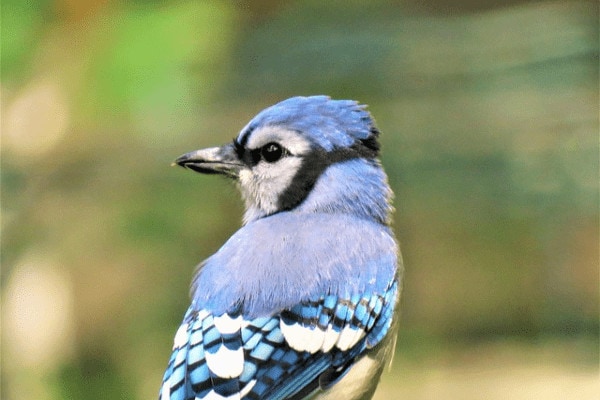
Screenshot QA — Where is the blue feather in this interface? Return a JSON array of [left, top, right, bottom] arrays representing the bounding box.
[[162, 96, 402, 399], [159, 284, 398, 400]]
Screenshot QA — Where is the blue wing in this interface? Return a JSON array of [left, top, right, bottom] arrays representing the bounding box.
[[159, 280, 398, 400]]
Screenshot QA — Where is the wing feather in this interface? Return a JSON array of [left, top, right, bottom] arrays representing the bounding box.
[[158, 280, 398, 400]]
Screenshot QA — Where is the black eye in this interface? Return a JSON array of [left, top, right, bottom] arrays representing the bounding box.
[[261, 142, 284, 163]]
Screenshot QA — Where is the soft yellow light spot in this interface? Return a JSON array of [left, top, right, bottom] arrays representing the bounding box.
[[3, 80, 70, 157], [3, 255, 76, 369]]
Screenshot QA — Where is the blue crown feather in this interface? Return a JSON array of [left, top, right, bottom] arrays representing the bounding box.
[[237, 96, 378, 152]]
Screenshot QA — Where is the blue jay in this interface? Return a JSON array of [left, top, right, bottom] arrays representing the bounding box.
[[160, 96, 402, 400]]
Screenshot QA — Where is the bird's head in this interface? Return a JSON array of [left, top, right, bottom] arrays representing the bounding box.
[[175, 95, 393, 224]]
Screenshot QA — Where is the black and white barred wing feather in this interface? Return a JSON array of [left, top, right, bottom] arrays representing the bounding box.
[[159, 280, 398, 400]]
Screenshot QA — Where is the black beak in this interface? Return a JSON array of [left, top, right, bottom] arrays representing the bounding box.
[[174, 143, 243, 178]]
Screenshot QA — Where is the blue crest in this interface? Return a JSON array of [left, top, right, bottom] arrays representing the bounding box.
[[237, 96, 377, 151]]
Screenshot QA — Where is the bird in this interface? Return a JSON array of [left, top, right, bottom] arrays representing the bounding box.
[[159, 95, 402, 400]]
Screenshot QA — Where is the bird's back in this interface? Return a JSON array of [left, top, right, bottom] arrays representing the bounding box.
[[192, 211, 398, 318]]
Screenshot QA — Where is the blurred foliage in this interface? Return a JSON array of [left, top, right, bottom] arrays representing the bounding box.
[[1, 0, 598, 399]]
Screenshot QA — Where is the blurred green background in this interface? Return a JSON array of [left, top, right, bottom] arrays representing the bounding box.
[[2, 0, 598, 399]]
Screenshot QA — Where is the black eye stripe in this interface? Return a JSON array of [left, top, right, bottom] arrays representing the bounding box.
[[233, 139, 245, 158], [242, 142, 288, 165], [250, 148, 261, 164], [236, 133, 377, 171]]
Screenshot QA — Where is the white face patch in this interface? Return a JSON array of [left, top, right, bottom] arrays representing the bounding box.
[[238, 127, 313, 221]]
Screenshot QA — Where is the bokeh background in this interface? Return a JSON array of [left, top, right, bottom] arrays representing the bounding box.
[[2, 0, 598, 399]]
